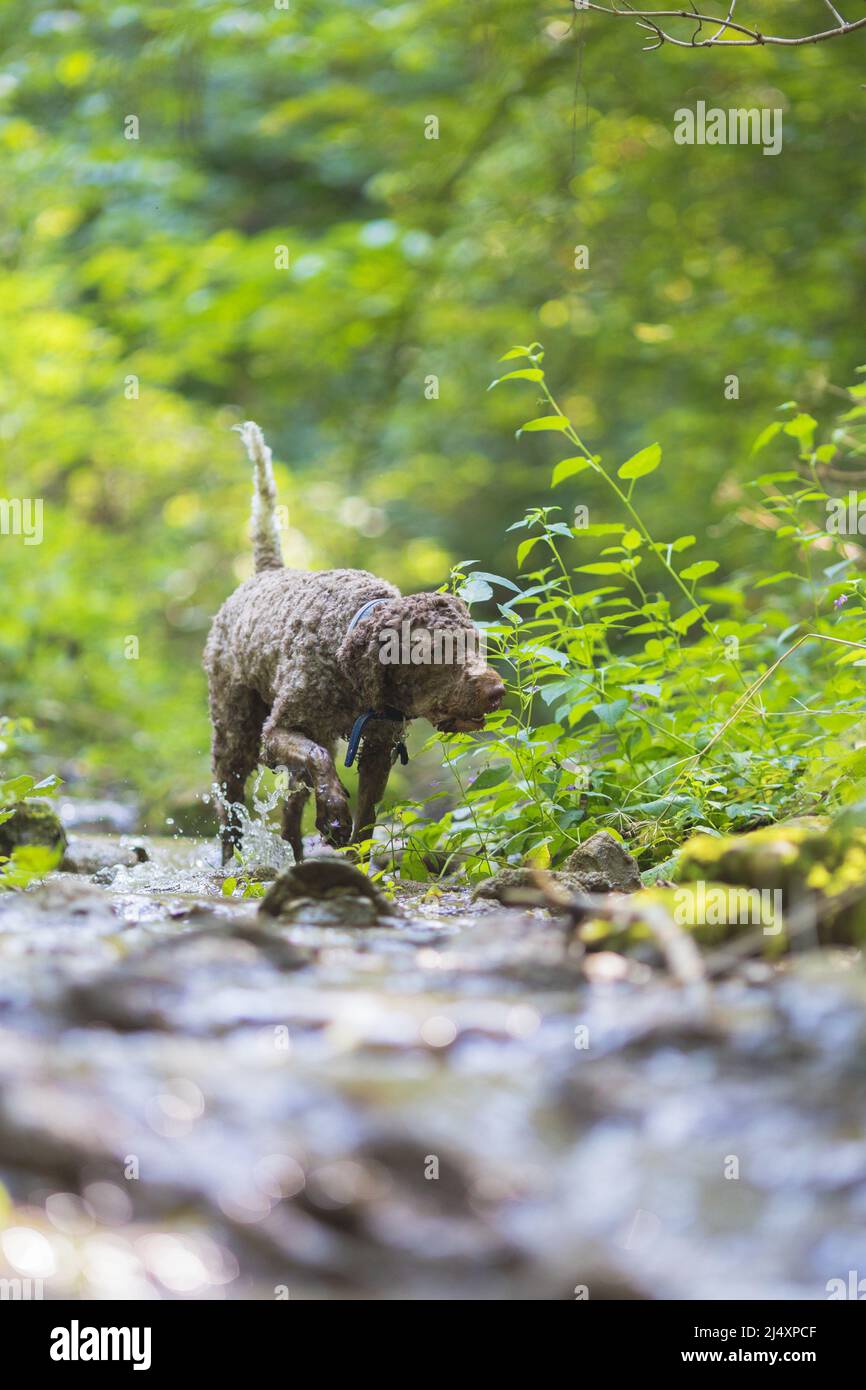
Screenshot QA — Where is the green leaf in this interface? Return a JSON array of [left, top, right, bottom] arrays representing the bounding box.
[[499, 344, 540, 361], [680, 560, 719, 582], [576, 562, 624, 575], [458, 575, 493, 603], [517, 536, 542, 567], [469, 766, 512, 793], [467, 570, 521, 593], [551, 455, 593, 487], [0, 775, 35, 805], [517, 416, 570, 436], [754, 470, 799, 485], [618, 442, 661, 480], [672, 606, 705, 634], [488, 368, 543, 389], [754, 571, 799, 588], [622, 681, 662, 699], [31, 775, 62, 795], [783, 414, 817, 449], [751, 422, 782, 454], [592, 698, 629, 728]]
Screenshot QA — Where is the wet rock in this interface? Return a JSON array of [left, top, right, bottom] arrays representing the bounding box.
[[65, 923, 311, 1033], [563, 831, 641, 893], [575, 884, 746, 956], [472, 866, 584, 904], [260, 858, 400, 926], [471, 844, 642, 912], [92, 865, 121, 885], [61, 833, 149, 876], [439, 910, 586, 989], [0, 800, 67, 859], [0, 877, 117, 931], [676, 818, 826, 896]]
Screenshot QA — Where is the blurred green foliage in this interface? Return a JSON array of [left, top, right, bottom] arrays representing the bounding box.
[[0, 1, 863, 824], [0, 716, 62, 886]]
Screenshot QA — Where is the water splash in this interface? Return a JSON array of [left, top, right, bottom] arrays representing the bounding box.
[[213, 770, 296, 874]]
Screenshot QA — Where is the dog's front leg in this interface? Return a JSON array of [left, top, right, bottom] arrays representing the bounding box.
[[263, 729, 352, 850], [353, 740, 395, 846]]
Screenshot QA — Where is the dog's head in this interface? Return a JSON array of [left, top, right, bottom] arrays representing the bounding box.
[[336, 592, 505, 732]]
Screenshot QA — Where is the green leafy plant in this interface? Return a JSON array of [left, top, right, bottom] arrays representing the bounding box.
[[0, 716, 62, 890], [384, 352, 866, 882]]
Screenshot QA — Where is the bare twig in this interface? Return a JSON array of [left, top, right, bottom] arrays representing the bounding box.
[[575, 0, 866, 48]]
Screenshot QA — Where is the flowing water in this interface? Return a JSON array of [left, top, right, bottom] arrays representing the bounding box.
[[0, 824, 864, 1301]]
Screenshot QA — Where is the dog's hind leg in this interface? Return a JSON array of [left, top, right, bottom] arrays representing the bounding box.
[[209, 684, 267, 865], [280, 786, 310, 863]]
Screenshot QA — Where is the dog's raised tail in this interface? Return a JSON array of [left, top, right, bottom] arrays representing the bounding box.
[[235, 421, 284, 573]]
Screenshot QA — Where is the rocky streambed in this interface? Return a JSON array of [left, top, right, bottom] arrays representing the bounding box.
[[0, 824, 865, 1300]]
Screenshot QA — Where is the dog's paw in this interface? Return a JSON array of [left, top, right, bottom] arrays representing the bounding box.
[[316, 792, 353, 848]]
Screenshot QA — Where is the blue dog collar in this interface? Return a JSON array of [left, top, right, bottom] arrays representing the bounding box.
[[344, 600, 408, 768], [345, 708, 408, 769], [346, 596, 389, 634]]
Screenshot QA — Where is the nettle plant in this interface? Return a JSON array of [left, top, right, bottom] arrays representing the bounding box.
[[386, 351, 866, 883]]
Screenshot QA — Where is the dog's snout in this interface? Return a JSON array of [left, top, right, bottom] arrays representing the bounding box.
[[483, 678, 506, 711]]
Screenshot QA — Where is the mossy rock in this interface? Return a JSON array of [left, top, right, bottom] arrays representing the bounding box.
[[0, 800, 67, 859], [579, 884, 753, 954], [674, 817, 866, 944]]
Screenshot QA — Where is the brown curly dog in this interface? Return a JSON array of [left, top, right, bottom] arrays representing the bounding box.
[[203, 423, 505, 863]]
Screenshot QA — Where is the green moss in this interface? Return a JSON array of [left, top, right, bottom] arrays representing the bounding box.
[[672, 818, 866, 945], [0, 801, 67, 859]]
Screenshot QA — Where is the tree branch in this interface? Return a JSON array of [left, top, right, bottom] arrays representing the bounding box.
[[574, 0, 866, 48]]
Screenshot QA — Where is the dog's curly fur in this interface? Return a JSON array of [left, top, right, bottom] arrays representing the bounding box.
[[203, 423, 504, 863]]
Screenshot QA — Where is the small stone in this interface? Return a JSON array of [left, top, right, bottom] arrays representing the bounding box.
[[92, 865, 120, 886], [472, 867, 585, 903], [259, 857, 399, 925], [61, 834, 150, 876], [563, 831, 641, 893]]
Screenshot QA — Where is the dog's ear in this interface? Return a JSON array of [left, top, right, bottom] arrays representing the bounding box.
[[336, 600, 401, 710], [336, 592, 477, 711]]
